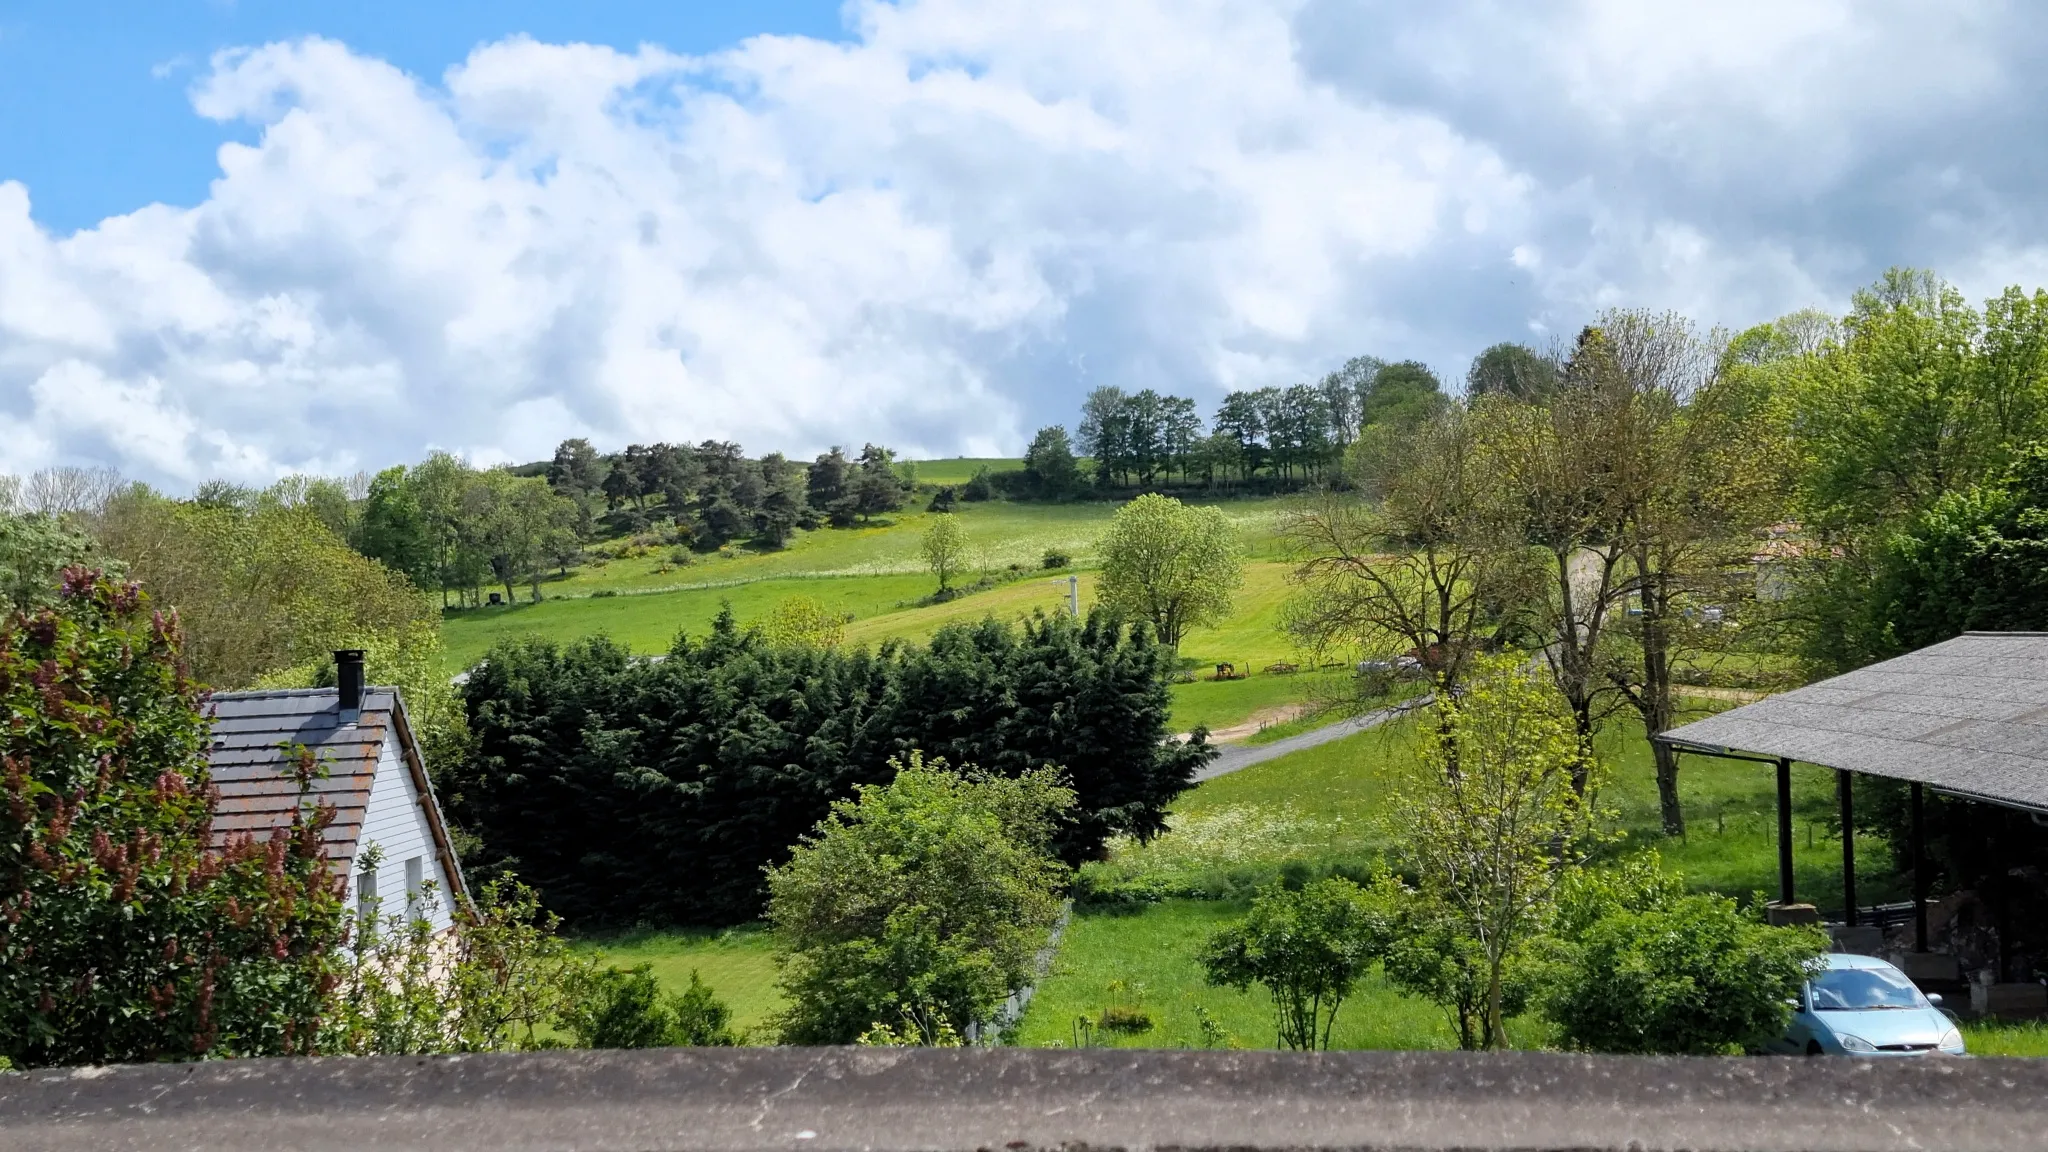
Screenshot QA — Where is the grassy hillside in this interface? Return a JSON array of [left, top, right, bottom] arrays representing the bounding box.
[[439, 494, 1319, 733]]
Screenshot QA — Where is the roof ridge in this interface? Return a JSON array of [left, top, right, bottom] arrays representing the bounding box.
[[206, 686, 403, 701]]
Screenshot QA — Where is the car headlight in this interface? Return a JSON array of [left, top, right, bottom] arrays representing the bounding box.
[[1939, 1028, 1966, 1055], [1837, 1033, 1878, 1053]]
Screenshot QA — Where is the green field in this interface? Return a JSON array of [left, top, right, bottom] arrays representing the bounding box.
[[1014, 899, 1511, 1049], [578, 927, 784, 1042], [440, 494, 1321, 734], [905, 458, 1025, 487]]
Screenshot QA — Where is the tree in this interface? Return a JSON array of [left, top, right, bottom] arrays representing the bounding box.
[[1465, 343, 1558, 402], [852, 444, 909, 522], [91, 488, 437, 689], [921, 512, 971, 593], [1078, 386, 1134, 486], [1023, 426, 1082, 498], [752, 453, 810, 549], [767, 754, 1072, 1045], [1600, 310, 1784, 834], [358, 465, 439, 593], [1, 569, 348, 1068], [1097, 493, 1242, 649], [1543, 875, 1826, 1055], [1285, 403, 1522, 698], [1485, 327, 1643, 792], [453, 610, 1206, 927], [0, 512, 110, 611], [1388, 657, 1598, 1048], [546, 438, 605, 501], [1360, 361, 1447, 429], [1202, 878, 1386, 1050], [807, 447, 858, 526]]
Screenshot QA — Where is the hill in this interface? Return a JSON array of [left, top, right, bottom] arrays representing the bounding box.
[[437, 493, 1325, 734]]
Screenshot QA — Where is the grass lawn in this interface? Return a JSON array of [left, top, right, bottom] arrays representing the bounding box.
[[1962, 1020, 2048, 1057], [1014, 899, 1546, 1050], [577, 926, 785, 1042]]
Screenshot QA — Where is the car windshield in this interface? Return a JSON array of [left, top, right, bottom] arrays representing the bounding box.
[[1809, 966, 1925, 1011]]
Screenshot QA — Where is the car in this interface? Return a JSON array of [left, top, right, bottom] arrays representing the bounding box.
[[1766, 953, 1966, 1056]]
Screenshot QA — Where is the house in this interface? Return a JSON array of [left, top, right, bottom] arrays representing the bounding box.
[[203, 649, 465, 932]]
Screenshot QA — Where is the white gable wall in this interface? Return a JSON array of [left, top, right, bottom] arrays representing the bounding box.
[[343, 728, 455, 934]]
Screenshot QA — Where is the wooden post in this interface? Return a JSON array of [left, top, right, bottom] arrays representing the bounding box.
[[1838, 770, 1856, 927], [1911, 782, 1929, 952], [1776, 758, 1795, 907]]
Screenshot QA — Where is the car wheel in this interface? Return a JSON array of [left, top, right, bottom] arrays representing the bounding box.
[[1805, 1041, 1824, 1057]]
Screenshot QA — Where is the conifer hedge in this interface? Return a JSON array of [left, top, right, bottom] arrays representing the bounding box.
[[451, 608, 1211, 926]]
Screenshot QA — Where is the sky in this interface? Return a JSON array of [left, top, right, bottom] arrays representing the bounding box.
[[4, 0, 2048, 488]]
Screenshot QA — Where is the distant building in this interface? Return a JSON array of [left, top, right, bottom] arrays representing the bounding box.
[[203, 650, 465, 934]]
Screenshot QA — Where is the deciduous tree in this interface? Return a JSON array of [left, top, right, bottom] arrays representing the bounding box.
[[1097, 493, 1241, 649]]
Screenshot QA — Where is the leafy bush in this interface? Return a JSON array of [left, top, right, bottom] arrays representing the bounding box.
[[455, 608, 1210, 926], [768, 754, 1072, 1045], [1042, 548, 1072, 569], [559, 965, 736, 1049], [1202, 878, 1387, 1050], [325, 874, 594, 1055], [1542, 891, 1826, 1055], [1, 569, 348, 1069], [961, 468, 996, 502], [1095, 1005, 1154, 1034]]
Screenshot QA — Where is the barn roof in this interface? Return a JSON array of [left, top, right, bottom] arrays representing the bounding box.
[[203, 687, 466, 897], [1659, 632, 2048, 814]]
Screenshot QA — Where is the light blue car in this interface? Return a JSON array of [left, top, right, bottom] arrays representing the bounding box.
[[1767, 953, 1966, 1056]]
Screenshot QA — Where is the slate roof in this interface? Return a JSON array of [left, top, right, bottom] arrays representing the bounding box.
[[203, 687, 465, 896], [1659, 632, 2048, 814]]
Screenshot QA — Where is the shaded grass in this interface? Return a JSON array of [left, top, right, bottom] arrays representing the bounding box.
[[576, 926, 784, 1042], [1014, 899, 1547, 1050]]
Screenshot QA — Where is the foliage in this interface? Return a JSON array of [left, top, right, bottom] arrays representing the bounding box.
[[1387, 657, 1599, 1048], [453, 608, 1209, 926], [1201, 877, 1388, 1050], [0, 513, 113, 612], [1022, 426, 1083, 498], [91, 486, 436, 690], [855, 1004, 966, 1047], [1098, 493, 1242, 648], [0, 569, 348, 1069], [1851, 443, 2048, 655], [558, 965, 737, 1049], [1465, 342, 1558, 402], [1285, 403, 1521, 696], [921, 512, 971, 592], [767, 754, 1072, 1044], [1542, 892, 1826, 1055], [1359, 360, 1447, 429], [325, 873, 598, 1055], [1041, 548, 1072, 569], [755, 595, 846, 650]]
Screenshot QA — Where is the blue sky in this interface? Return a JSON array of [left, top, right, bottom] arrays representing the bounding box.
[[0, 1, 849, 233], [2, 1, 2046, 487]]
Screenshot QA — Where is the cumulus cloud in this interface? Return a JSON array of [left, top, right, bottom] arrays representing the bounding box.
[[0, 0, 2043, 486]]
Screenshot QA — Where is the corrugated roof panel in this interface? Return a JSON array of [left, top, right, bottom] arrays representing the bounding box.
[[1662, 632, 2048, 813]]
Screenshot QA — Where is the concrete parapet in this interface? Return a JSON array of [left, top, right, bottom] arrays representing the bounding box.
[[5, 1047, 2048, 1152]]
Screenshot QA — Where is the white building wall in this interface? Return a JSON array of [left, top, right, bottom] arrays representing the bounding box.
[[343, 729, 456, 934]]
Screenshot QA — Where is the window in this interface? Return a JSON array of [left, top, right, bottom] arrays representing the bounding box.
[[405, 856, 425, 916]]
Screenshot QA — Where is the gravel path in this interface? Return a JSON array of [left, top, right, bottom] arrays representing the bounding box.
[[1193, 703, 1413, 782]]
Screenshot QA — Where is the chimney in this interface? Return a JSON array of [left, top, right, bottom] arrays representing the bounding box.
[[335, 649, 366, 722]]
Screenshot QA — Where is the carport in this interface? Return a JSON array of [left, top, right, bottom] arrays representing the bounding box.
[[1654, 631, 2048, 960]]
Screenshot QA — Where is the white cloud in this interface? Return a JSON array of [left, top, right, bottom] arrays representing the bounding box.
[[1, 0, 2045, 486]]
